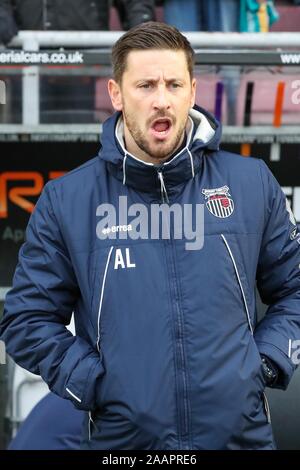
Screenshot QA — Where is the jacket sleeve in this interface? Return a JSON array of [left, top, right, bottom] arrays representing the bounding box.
[[0, 0, 18, 45], [254, 160, 300, 389], [0, 182, 105, 411]]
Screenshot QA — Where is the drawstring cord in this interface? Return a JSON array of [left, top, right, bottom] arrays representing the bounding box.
[[187, 148, 195, 178], [158, 171, 169, 203], [123, 152, 127, 185], [88, 411, 98, 440], [88, 411, 93, 440]]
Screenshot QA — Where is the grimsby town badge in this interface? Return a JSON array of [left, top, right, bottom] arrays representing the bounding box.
[[202, 186, 234, 218]]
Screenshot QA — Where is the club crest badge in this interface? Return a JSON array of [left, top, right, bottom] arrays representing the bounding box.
[[202, 185, 234, 218]]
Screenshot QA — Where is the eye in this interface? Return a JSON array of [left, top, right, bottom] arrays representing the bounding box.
[[171, 83, 181, 89], [138, 83, 151, 89]]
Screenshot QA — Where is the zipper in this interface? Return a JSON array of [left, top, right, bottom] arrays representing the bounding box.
[[220, 234, 253, 334], [175, 301, 190, 447], [167, 237, 190, 449], [221, 234, 272, 424], [157, 168, 190, 446], [96, 246, 114, 353]]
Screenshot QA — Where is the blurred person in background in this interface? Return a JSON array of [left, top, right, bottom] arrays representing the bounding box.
[[114, 0, 156, 30], [6, 317, 84, 450], [8, 392, 84, 450], [240, 0, 279, 32], [0, 0, 110, 43], [163, 0, 239, 32], [0, 0, 110, 124]]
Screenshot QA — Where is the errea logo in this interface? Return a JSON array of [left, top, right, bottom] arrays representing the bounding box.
[[102, 224, 132, 235], [0, 80, 6, 105]]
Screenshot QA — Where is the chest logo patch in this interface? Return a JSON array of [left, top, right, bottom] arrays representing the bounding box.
[[202, 185, 234, 218]]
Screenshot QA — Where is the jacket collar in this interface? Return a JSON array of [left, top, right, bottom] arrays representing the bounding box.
[[99, 105, 221, 202]]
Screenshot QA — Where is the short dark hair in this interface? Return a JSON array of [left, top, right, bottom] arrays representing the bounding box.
[[111, 21, 195, 83]]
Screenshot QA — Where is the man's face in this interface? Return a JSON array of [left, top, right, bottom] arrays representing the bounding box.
[[108, 49, 196, 164]]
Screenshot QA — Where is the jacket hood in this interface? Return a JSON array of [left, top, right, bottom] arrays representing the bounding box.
[[99, 104, 222, 202]]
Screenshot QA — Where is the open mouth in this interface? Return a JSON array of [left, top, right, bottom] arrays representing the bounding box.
[[150, 118, 172, 140]]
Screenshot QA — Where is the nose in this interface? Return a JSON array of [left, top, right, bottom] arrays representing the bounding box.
[[153, 85, 170, 110]]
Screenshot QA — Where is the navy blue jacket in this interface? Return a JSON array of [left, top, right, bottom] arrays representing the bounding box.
[[1, 106, 300, 450], [8, 392, 84, 450]]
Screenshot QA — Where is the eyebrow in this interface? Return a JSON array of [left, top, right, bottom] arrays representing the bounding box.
[[135, 78, 185, 85]]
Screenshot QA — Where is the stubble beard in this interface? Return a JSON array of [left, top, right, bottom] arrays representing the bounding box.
[[123, 109, 188, 162]]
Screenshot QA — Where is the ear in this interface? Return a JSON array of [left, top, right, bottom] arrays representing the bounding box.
[[108, 79, 123, 111], [190, 78, 196, 108]]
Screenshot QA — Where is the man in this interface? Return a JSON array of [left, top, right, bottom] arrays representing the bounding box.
[[1, 22, 300, 450]]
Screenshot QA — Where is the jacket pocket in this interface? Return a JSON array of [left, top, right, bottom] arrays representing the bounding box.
[[91, 246, 114, 353], [221, 234, 272, 424], [220, 234, 253, 333], [88, 246, 114, 422]]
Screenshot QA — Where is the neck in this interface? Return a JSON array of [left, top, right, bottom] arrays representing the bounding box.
[[120, 117, 191, 165], [125, 131, 185, 165]]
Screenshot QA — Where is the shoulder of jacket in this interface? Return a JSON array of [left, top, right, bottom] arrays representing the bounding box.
[[214, 149, 261, 164], [46, 156, 100, 189], [209, 149, 264, 172]]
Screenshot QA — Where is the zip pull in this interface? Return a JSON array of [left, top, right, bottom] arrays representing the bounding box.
[[88, 411, 99, 440], [157, 171, 169, 203], [88, 411, 93, 440]]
